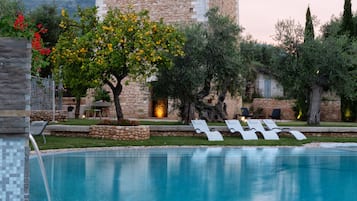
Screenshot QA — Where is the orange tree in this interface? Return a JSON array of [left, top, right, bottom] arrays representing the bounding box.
[[52, 7, 184, 120], [51, 7, 99, 118], [88, 8, 184, 119]]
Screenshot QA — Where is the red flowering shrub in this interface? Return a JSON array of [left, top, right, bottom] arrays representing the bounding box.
[[13, 13, 27, 31], [2, 13, 52, 75]]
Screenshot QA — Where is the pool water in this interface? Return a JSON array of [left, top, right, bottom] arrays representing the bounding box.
[[30, 147, 357, 201]]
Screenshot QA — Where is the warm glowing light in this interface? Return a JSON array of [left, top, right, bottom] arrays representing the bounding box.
[[82, 115, 86, 119], [345, 108, 351, 118], [297, 109, 303, 120], [154, 100, 167, 118], [240, 116, 246, 123]]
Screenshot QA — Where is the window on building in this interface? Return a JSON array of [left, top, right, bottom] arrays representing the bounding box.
[[264, 79, 271, 98]]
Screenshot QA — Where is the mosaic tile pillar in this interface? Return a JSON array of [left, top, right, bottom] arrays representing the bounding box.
[[0, 38, 31, 201]]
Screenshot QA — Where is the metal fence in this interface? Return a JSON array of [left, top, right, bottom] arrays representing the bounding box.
[[31, 76, 54, 110]]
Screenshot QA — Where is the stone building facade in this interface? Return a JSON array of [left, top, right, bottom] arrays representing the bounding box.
[[83, 0, 241, 120], [96, 0, 239, 24]]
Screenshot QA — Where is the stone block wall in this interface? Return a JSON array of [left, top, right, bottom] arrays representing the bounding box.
[[103, 80, 151, 118], [102, 0, 194, 23], [320, 101, 341, 122], [100, 0, 238, 24], [31, 110, 67, 122], [209, 0, 239, 23], [89, 125, 150, 140], [251, 98, 296, 120], [251, 98, 341, 121]]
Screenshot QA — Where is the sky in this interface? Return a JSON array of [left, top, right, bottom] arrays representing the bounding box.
[[239, 0, 356, 44]]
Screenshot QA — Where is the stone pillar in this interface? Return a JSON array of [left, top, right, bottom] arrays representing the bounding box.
[[0, 38, 31, 201]]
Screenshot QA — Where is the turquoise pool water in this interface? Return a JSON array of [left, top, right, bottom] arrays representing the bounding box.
[[30, 147, 357, 201]]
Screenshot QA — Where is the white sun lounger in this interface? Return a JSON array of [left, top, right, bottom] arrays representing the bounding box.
[[30, 121, 48, 144], [191, 120, 224, 141], [263, 119, 307, 140], [225, 120, 258, 140], [247, 119, 279, 140]]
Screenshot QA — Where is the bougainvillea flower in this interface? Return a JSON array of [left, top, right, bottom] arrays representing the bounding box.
[[13, 13, 26, 31]]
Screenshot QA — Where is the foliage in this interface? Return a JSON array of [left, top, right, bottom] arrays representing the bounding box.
[[51, 7, 99, 118], [304, 6, 314, 42], [272, 35, 355, 124], [94, 88, 111, 102], [321, 17, 342, 38], [153, 8, 244, 123], [322, 0, 357, 122], [0, 2, 51, 75], [294, 6, 316, 120], [273, 19, 304, 54], [152, 23, 207, 123], [339, 0, 355, 37], [28, 4, 62, 77], [239, 38, 278, 102], [299, 37, 353, 91], [52, 7, 184, 120], [240, 40, 276, 66], [338, 0, 357, 103], [0, 0, 24, 22], [86, 7, 184, 120], [272, 6, 357, 125], [28, 4, 62, 47]]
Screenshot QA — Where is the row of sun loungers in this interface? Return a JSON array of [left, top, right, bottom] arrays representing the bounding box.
[[191, 119, 307, 141]]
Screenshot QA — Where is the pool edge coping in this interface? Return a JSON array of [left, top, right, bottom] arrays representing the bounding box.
[[30, 142, 357, 155]]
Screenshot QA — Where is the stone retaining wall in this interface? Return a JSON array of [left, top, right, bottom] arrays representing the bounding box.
[[89, 125, 150, 140], [31, 110, 67, 121], [251, 98, 341, 121]]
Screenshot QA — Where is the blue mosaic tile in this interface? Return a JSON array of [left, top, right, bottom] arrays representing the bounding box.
[[0, 137, 28, 201]]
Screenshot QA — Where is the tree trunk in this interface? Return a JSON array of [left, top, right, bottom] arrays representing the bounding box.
[[74, 96, 81, 119], [307, 84, 323, 125], [196, 91, 228, 122], [180, 101, 195, 124], [112, 87, 123, 120], [106, 80, 124, 120]]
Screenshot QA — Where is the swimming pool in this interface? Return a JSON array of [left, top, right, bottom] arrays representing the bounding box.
[[30, 146, 357, 201]]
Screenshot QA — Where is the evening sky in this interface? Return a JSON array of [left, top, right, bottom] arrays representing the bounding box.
[[239, 0, 356, 44]]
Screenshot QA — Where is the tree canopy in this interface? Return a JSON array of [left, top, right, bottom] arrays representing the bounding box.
[[29, 4, 61, 77], [52, 7, 185, 120], [51, 7, 99, 118], [153, 8, 245, 123], [304, 6, 314, 42], [271, 6, 357, 125], [340, 0, 355, 37]]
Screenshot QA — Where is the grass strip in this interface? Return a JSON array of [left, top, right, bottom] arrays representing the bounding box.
[[31, 135, 357, 150], [54, 119, 357, 127]]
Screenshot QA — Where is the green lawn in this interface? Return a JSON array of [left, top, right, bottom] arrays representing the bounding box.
[[32, 135, 357, 150]]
